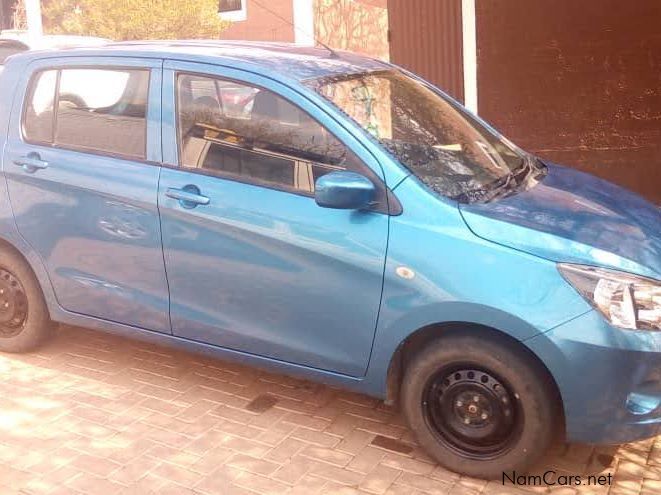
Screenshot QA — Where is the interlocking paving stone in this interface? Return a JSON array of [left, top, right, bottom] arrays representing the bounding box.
[[0, 324, 656, 494], [246, 394, 279, 413], [370, 435, 414, 455]]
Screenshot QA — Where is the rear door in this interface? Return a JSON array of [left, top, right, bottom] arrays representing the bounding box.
[[3, 57, 171, 333], [158, 61, 389, 376]]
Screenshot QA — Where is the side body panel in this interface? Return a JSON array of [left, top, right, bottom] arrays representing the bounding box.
[[158, 61, 389, 377], [2, 56, 171, 333], [0, 57, 64, 319], [361, 175, 593, 395]]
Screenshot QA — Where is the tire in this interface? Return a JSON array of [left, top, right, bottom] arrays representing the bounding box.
[[0, 247, 51, 353], [401, 333, 555, 479]]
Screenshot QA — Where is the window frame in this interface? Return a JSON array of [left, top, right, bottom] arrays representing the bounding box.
[[174, 70, 390, 206], [21, 65, 153, 163]]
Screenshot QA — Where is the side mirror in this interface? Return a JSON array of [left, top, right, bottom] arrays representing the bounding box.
[[314, 171, 376, 210]]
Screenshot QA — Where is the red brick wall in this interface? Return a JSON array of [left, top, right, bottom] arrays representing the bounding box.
[[220, 0, 295, 43], [477, 0, 661, 203]]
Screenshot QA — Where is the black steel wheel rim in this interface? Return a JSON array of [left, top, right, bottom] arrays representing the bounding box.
[[0, 267, 28, 338], [422, 366, 522, 460]]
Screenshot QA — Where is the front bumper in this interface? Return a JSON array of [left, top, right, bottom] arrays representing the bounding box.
[[526, 310, 661, 444]]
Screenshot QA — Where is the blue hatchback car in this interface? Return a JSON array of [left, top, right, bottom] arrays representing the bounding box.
[[0, 41, 658, 478]]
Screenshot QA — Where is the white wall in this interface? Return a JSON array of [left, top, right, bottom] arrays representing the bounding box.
[[462, 0, 478, 113]]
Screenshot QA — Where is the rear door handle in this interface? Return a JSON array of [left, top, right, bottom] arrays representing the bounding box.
[[165, 186, 210, 207], [13, 154, 49, 173]]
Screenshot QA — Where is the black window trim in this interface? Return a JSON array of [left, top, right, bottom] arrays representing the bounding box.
[[174, 70, 399, 214], [21, 65, 152, 163]]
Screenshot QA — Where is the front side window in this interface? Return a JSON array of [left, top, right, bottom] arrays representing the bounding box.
[[307, 69, 545, 203], [23, 68, 150, 159], [177, 73, 371, 195]]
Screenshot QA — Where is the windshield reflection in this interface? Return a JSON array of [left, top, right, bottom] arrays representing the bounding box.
[[307, 69, 546, 203]]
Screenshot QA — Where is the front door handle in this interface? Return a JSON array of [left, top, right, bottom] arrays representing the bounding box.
[[165, 186, 210, 208], [13, 153, 49, 173]]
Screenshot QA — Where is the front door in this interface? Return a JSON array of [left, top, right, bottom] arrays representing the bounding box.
[[158, 62, 389, 376], [3, 58, 170, 333]]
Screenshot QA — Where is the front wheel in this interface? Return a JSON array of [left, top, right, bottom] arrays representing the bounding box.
[[401, 333, 556, 479]]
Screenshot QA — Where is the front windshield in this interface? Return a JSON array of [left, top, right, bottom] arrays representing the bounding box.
[[307, 69, 540, 202]]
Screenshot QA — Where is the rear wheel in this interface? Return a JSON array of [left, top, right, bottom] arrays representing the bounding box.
[[0, 248, 51, 353], [401, 333, 555, 479]]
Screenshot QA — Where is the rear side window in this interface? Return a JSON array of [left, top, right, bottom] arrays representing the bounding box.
[[23, 68, 150, 160]]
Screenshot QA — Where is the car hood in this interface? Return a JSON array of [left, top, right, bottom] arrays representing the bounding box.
[[459, 163, 661, 279]]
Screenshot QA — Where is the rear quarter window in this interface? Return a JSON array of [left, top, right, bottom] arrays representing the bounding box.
[[23, 70, 57, 143]]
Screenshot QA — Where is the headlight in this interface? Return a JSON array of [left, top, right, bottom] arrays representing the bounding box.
[[558, 263, 660, 331]]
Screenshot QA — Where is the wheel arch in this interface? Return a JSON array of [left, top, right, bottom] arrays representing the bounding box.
[[0, 234, 57, 318], [384, 321, 565, 437]]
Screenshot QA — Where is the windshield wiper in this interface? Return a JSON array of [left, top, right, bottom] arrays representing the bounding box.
[[510, 159, 531, 185], [452, 158, 533, 203], [451, 174, 511, 203]]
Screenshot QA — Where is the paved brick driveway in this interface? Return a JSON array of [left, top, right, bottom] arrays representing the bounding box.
[[0, 325, 658, 495]]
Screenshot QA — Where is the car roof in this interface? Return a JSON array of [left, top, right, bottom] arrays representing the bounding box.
[[13, 40, 391, 82]]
